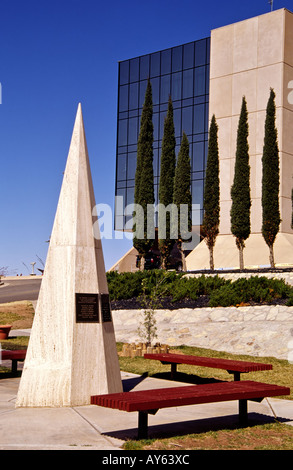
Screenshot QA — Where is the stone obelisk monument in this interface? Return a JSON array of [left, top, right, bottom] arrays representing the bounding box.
[[16, 103, 123, 407]]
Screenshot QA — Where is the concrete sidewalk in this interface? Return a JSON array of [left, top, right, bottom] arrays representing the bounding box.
[[1, 369, 293, 450]]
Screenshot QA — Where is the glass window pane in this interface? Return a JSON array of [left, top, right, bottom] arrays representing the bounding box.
[[116, 180, 126, 189], [127, 187, 135, 207], [129, 109, 138, 118], [116, 187, 126, 199], [183, 69, 194, 99], [173, 108, 181, 137], [127, 152, 137, 180], [172, 46, 182, 72], [203, 141, 208, 169], [153, 112, 159, 142], [117, 154, 127, 180], [159, 112, 165, 140], [119, 61, 129, 85], [160, 74, 170, 103], [195, 39, 207, 66], [118, 120, 127, 146], [171, 72, 182, 101], [153, 148, 159, 176], [130, 57, 139, 82], [205, 103, 209, 132], [183, 42, 194, 69], [193, 132, 205, 142], [194, 104, 205, 134], [192, 179, 204, 206], [128, 117, 138, 145], [140, 55, 150, 80], [194, 66, 206, 96], [193, 142, 204, 171], [182, 106, 193, 135], [150, 52, 160, 77], [151, 77, 160, 105], [119, 85, 128, 112], [206, 64, 210, 93], [194, 95, 206, 105], [119, 111, 128, 119], [129, 82, 138, 110], [183, 98, 193, 107], [115, 188, 126, 230], [206, 37, 211, 64], [161, 49, 171, 74]]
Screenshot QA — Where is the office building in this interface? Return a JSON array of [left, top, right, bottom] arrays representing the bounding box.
[[112, 8, 293, 272]]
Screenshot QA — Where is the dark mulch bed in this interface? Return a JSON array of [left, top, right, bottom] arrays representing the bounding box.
[[110, 296, 289, 311]]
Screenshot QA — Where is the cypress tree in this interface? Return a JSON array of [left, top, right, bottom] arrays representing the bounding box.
[[158, 96, 176, 269], [230, 96, 251, 270], [133, 79, 155, 268], [202, 114, 220, 271], [173, 132, 192, 271], [262, 88, 281, 268]]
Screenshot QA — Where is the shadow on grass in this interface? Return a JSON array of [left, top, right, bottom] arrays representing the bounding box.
[[100, 412, 289, 442], [0, 369, 22, 379], [151, 371, 224, 385]]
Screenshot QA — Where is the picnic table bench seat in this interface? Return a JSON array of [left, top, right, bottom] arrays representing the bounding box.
[[0, 350, 26, 374], [144, 353, 273, 381], [91, 380, 290, 439]]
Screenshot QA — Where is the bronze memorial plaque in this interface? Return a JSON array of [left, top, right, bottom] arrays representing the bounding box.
[[75, 293, 100, 323], [100, 293, 112, 322]]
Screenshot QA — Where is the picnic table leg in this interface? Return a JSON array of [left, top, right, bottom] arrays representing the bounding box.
[[138, 411, 148, 439], [227, 370, 241, 381], [171, 363, 177, 379], [11, 359, 18, 375], [239, 399, 248, 425]]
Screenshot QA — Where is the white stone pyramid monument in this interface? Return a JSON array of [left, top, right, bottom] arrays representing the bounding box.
[[16, 103, 123, 407]]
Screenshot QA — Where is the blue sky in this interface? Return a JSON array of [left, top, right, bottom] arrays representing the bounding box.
[[0, 0, 291, 275]]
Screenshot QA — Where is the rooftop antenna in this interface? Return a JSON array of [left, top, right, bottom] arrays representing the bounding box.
[[269, 0, 273, 11]]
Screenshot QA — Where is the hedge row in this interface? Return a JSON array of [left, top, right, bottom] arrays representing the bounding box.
[[106, 270, 293, 307]]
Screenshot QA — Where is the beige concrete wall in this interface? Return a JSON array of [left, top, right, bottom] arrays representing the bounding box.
[[108, 246, 138, 273], [209, 8, 293, 236]]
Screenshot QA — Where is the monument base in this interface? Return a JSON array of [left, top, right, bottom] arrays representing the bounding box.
[[16, 366, 72, 407]]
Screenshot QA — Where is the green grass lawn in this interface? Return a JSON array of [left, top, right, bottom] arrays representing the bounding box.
[[117, 343, 293, 399]]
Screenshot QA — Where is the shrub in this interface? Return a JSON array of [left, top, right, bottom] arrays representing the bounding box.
[[209, 276, 292, 307], [168, 275, 228, 301], [107, 272, 293, 308], [106, 270, 181, 300]]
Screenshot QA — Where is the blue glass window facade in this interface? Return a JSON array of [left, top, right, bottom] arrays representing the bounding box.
[[115, 37, 210, 229]]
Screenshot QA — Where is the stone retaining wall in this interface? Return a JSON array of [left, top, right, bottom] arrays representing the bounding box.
[[113, 271, 293, 361], [112, 304, 293, 361]]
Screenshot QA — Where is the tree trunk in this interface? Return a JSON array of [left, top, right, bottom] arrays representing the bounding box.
[[238, 244, 244, 270], [209, 246, 214, 271], [178, 241, 186, 272], [269, 244, 275, 268], [140, 256, 145, 271], [182, 252, 187, 272]]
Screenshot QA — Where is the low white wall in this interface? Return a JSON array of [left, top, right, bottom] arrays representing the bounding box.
[[112, 304, 293, 361], [185, 270, 293, 285]]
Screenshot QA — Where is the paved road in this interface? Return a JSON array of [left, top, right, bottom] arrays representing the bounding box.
[[0, 278, 41, 303]]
